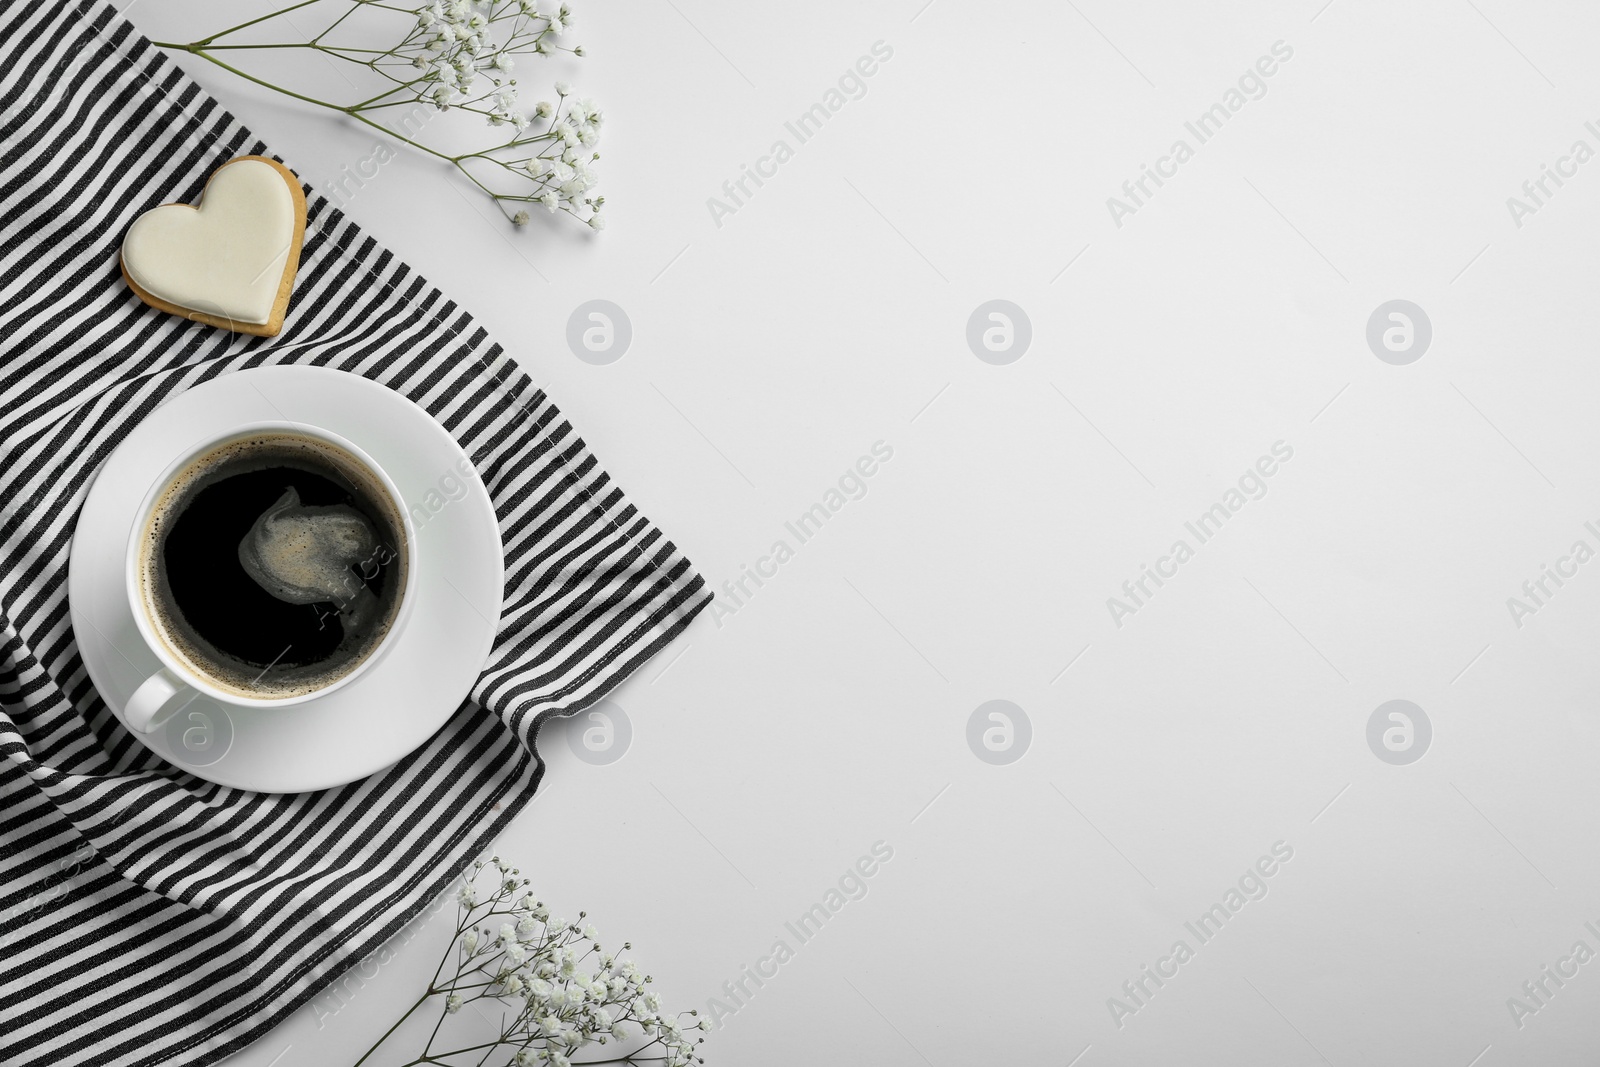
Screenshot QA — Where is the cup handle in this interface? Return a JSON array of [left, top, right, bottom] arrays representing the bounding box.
[[124, 669, 197, 733]]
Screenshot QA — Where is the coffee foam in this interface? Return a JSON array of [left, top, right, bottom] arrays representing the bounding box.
[[137, 431, 408, 699]]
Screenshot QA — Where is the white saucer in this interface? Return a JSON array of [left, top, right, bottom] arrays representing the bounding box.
[[69, 366, 504, 792]]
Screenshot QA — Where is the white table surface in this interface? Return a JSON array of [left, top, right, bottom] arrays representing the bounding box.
[[110, 1, 1600, 1064]]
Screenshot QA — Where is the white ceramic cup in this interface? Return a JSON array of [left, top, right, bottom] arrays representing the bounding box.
[[122, 421, 417, 733]]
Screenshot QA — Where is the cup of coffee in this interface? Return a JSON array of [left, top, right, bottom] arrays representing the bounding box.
[[122, 422, 416, 733]]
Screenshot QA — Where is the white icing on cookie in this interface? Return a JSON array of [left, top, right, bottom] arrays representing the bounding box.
[[122, 159, 295, 326]]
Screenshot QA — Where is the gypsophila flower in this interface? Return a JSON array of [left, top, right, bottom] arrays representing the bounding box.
[[150, 0, 609, 229], [346, 855, 700, 1066]]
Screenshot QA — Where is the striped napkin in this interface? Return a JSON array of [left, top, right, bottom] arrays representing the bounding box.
[[0, 3, 709, 1065]]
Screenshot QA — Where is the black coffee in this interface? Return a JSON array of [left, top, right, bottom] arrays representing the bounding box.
[[139, 433, 407, 698]]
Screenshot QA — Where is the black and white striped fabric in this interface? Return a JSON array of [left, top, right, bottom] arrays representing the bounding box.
[[0, 2, 709, 1064]]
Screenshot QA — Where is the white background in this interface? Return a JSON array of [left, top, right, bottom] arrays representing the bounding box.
[[116, 1, 1600, 1064]]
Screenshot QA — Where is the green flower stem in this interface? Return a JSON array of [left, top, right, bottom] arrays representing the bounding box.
[[147, 42, 516, 208], [351, 988, 434, 1067], [192, 0, 323, 45]]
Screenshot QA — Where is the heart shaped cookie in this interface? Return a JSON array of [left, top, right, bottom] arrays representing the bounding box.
[[121, 156, 306, 337]]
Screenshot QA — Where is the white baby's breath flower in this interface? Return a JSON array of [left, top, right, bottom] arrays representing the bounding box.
[[462, 929, 480, 953], [506, 943, 527, 966], [445, 993, 463, 1014], [587, 213, 605, 231], [178, 0, 613, 236], [456, 884, 477, 906]]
